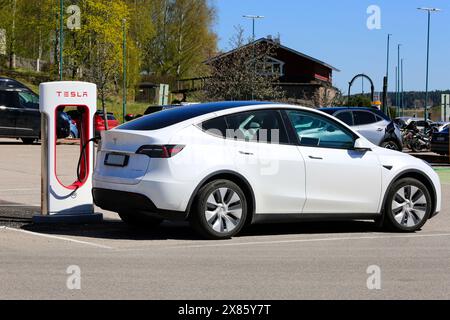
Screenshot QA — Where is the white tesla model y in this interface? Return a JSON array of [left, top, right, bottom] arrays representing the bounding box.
[[93, 102, 441, 239]]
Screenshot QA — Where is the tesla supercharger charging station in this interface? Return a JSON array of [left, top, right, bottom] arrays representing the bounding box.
[[33, 81, 103, 223]]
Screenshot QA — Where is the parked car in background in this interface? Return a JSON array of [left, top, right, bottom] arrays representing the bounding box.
[[0, 77, 33, 92], [125, 105, 181, 122], [0, 87, 71, 143], [95, 111, 119, 137], [60, 112, 79, 138], [67, 110, 119, 138], [0, 87, 40, 143], [434, 121, 450, 132], [431, 127, 449, 155], [320, 107, 403, 151]]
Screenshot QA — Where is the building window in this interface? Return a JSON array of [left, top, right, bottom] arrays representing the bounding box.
[[249, 56, 285, 77]]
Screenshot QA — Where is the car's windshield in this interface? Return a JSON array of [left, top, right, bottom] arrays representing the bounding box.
[[18, 91, 39, 109]]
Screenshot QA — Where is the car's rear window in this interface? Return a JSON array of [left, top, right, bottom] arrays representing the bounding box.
[[118, 102, 271, 131]]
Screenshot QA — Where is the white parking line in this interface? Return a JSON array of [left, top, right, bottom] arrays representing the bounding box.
[[169, 233, 450, 250], [0, 226, 114, 250], [0, 204, 40, 207], [0, 188, 40, 192]]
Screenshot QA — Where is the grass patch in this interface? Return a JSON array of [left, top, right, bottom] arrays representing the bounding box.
[[435, 167, 450, 184]]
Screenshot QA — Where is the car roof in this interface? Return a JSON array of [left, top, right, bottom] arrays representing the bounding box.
[[320, 106, 379, 112], [118, 101, 282, 131], [0, 78, 33, 90], [0, 87, 32, 92], [319, 106, 390, 120]]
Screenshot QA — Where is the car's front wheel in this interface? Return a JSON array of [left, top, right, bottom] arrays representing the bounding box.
[[384, 178, 432, 232], [190, 180, 248, 240]]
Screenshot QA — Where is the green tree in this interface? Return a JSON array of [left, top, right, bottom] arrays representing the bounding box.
[[69, 0, 129, 114], [347, 95, 372, 107], [143, 0, 216, 80]]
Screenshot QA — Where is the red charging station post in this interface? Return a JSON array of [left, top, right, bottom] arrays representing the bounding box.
[[33, 81, 103, 223]]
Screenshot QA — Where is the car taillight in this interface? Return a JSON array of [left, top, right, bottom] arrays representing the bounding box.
[[136, 145, 185, 158]]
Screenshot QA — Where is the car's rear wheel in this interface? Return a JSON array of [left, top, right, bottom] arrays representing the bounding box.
[[383, 178, 432, 232], [118, 211, 163, 228], [190, 180, 247, 240]]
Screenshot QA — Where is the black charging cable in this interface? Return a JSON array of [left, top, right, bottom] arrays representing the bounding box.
[[75, 108, 98, 183], [77, 137, 98, 183]]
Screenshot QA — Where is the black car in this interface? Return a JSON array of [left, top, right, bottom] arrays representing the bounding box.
[[0, 77, 33, 91], [0, 87, 70, 143], [431, 127, 449, 155]]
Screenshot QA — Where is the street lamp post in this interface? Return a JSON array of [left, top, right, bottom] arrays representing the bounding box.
[[396, 44, 401, 116], [418, 7, 441, 121], [382, 34, 391, 114], [243, 15, 265, 100], [401, 58, 404, 116]]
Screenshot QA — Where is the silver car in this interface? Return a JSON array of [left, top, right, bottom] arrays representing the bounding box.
[[320, 107, 403, 151]]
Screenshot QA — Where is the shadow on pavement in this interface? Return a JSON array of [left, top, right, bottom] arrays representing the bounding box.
[[18, 219, 380, 242], [1, 203, 381, 241]]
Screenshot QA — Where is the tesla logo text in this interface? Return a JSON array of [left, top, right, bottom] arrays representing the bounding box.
[[56, 91, 88, 98]]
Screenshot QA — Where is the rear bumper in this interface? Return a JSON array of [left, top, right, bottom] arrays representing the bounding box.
[[92, 188, 187, 221]]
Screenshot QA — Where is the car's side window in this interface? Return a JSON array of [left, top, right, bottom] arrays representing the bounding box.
[[224, 109, 289, 144], [335, 111, 353, 126], [375, 115, 384, 122], [201, 116, 228, 138], [18, 92, 39, 109], [354, 111, 377, 126], [286, 110, 355, 149]]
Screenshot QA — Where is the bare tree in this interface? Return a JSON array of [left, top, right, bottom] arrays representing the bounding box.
[[204, 40, 285, 101], [228, 24, 246, 49]]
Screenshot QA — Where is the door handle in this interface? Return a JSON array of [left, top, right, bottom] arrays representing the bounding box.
[[239, 151, 254, 156], [376, 128, 384, 132], [308, 155, 323, 160]]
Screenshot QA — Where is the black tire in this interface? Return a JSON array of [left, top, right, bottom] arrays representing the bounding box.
[[118, 211, 163, 228], [189, 180, 248, 240], [383, 178, 432, 232], [381, 140, 401, 151], [21, 138, 36, 145]]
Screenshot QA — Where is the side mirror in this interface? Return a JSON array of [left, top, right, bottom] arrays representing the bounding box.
[[353, 138, 372, 152]]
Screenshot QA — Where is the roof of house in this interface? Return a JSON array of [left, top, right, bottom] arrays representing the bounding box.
[[206, 38, 340, 72]]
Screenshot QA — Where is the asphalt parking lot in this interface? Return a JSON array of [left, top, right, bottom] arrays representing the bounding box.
[[0, 138, 449, 300]]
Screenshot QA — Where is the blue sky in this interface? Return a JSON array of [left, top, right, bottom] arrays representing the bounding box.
[[212, 0, 450, 93]]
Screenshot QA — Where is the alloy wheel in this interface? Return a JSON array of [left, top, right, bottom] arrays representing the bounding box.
[[391, 185, 428, 227], [204, 187, 243, 233]]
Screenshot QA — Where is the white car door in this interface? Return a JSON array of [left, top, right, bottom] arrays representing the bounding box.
[[285, 109, 382, 214], [223, 109, 306, 214], [353, 110, 388, 146]]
